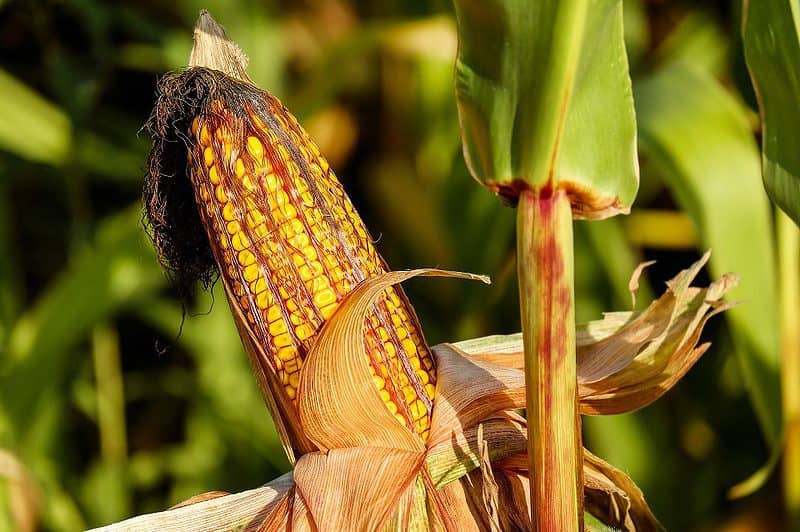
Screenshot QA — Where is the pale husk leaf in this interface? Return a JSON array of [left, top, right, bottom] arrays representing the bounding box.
[[477, 424, 503, 532], [87, 472, 294, 532], [425, 417, 527, 488], [297, 269, 488, 452], [428, 343, 525, 446], [293, 447, 424, 531]]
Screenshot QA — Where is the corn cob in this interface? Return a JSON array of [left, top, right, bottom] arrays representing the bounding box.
[[183, 83, 436, 440]]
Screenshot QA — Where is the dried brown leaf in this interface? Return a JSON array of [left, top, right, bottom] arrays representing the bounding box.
[[297, 269, 488, 452], [583, 448, 662, 531], [428, 344, 525, 446]]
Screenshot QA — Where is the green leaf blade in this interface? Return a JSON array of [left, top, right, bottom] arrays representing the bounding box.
[[452, 0, 638, 218], [742, 0, 800, 225], [635, 63, 781, 443]]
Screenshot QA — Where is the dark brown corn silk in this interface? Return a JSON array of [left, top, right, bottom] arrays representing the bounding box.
[[144, 68, 436, 445]]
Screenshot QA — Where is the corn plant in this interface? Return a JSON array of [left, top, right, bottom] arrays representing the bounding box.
[[86, 9, 747, 530], [1, 1, 799, 531]]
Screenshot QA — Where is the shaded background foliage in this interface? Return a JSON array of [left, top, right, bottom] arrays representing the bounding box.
[[0, 0, 784, 530]]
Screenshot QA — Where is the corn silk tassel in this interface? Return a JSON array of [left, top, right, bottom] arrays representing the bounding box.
[[134, 11, 738, 532]]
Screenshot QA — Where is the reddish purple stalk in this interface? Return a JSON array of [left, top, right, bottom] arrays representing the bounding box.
[[517, 188, 582, 530]]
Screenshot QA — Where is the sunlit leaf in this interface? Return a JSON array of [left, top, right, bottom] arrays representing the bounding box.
[[742, 0, 800, 225], [0, 69, 71, 165], [452, 0, 637, 218], [634, 63, 781, 443]]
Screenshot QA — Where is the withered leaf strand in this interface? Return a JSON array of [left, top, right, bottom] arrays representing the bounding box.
[[144, 68, 436, 447]]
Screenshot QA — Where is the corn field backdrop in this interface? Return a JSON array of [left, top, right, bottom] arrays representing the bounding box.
[[0, 0, 791, 530]]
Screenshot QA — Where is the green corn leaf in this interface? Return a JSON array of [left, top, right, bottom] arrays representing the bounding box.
[[0, 68, 71, 165], [742, 0, 800, 225], [0, 207, 164, 442], [635, 63, 781, 443], [452, 0, 638, 218]]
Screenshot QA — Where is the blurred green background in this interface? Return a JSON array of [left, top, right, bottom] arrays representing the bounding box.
[[0, 0, 787, 530]]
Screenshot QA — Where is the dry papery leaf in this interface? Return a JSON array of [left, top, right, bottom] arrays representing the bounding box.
[[94, 256, 730, 531], [459, 252, 738, 415]]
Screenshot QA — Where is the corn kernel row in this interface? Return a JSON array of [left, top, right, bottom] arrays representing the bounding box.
[[187, 95, 436, 439]]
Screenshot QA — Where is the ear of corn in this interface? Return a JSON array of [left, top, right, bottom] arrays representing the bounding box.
[[187, 90, 436, 440]]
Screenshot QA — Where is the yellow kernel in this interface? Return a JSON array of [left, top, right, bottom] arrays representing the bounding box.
[[289, 312, 304, 326], [285, 386, 296, 400], [242, 174, 257, 192], [215, 185, 228, 203], [402, 386, 417, 404], [251, 278, 266, 294], [267, 305, 281, 323], [425, 384, 436, 397], [247, 210, 265, 227], [415, 369, 430, 385], [410, 357, 421, 370], [238, 251, 255, 268], [223, 202, 237, 221], [256, 291, 270, 310], [314, 289, 336, 308], [295, 324, 314, 340], [254, 224, 269, 240], [269, 320, 288, 335], [203, 146, 214, 167], [232, 232, 251, 251], [200, 124, 211, 146], [380, 389, 391, 403], [303, 246, 318, 260], [387, 401, 398, 414], [282, 203, 297, 219], [243, 264, 259, 282], [416, 416, 430, 430], [247, 136, 264, 159], [320, 302, 338, 319], [289, 372, 300, 388], [226, 220, 240, 235], [401, 338, 417, 356], [311, 276, 330, 294], [409, 399, 426, 419], [290, 233, 310, 249], [236, 158, 245, 178], [378, 328, 389, 342], [298, 265, 314, 282], [191, 117, 200, 135], [384, 342, 397, 357], [373, 375, 385, 390], [274, 333, 292, 348], [394, 413, 407, 426], [209, 165, 220, 185]]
